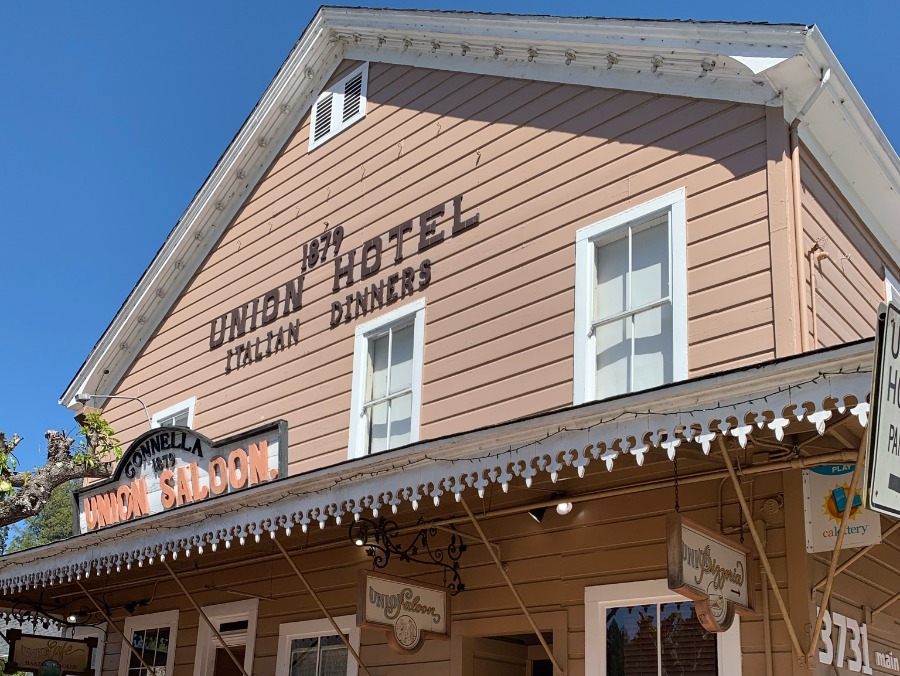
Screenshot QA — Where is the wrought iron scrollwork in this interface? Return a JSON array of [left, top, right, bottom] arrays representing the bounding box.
[[348, 516, 466, 595]]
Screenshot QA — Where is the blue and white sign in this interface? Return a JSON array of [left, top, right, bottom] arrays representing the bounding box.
[[803, 464, 882, 553]]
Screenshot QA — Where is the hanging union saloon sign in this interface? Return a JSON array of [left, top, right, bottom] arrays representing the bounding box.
[[666, 513, 752, 632], [73, 420, 287, 534], [358, 571, 450, 654]]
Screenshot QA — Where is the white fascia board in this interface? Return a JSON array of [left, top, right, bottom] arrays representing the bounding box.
[[345, 43, 782, 106], [323, 8, 808, 55], [60, 12, 342, 410]]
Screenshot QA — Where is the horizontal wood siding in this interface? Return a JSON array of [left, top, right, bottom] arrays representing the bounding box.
[[101, 61, 771, 471], [83, 470, 791, 676], [800, 151, 888, 349]]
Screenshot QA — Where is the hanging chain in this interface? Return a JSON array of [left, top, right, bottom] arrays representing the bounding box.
[[673, 453, 680, 513]]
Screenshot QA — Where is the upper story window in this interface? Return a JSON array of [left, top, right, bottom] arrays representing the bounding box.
[[151, 397, 196, 428], [118, 610, 178, 676], [348, 299, 425, 459], [308, 63, 368, 151], [275, 615, 360, 676], [584, 579, 740, 676], [574, 189, 687, 405]]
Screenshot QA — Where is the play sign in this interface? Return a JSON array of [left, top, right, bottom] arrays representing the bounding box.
[[867, 302, 900, 517]]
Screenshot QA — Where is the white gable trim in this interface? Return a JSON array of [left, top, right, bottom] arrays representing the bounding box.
[[60, 16, 345, 409]]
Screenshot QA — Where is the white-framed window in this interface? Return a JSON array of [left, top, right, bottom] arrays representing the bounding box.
[[308, 63, 369, 151], [193, 599, 258, 676], [573, 189, 688, 405], [118, 610, 178, 676], [584, 579, 741, 676], [884, 268, 900, 304], [65, 623, 107, 676], [275, 616, 360, 676], [152, 397, 196, 429], [348, 299, 426, 459]]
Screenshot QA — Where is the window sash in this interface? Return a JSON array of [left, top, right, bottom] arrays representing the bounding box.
[[289, 635, 348, 676], [591, 213, 672, 398], [605, 601, 718, 676], [362, 323, 414, 453]]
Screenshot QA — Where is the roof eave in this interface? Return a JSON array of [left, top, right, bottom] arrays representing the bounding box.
[[761, 26, 900, 266]]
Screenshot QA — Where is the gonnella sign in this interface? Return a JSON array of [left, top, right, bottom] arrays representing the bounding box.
[[73, 421, 287, 533]]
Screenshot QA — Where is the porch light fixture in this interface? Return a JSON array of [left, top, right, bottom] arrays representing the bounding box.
[[529, 493, 573, 523], [528, 506, 548, 523], [75, 393, 153, 428]]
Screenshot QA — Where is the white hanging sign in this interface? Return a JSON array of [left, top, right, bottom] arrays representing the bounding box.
[[803, 464, 882, 553], [666, 513, 751, 632], [357, 571, 449, 654]]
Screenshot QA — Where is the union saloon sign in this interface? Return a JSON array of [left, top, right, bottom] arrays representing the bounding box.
[[358, 571, 449, 654], [73, 420, 287, 533]]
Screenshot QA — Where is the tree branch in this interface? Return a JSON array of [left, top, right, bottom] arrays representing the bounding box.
[[0, 431, 114, 529]]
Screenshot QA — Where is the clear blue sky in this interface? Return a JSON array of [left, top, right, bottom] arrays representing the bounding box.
[[1, 1, 897, 473]]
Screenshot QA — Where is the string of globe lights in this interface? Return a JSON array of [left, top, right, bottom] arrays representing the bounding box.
[[0, 365, 871, 592]]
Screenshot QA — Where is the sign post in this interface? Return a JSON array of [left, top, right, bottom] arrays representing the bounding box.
[[867, 302, 900, 517]]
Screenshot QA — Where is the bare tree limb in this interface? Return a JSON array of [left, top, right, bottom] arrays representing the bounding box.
[[0, 431, 114, 529]]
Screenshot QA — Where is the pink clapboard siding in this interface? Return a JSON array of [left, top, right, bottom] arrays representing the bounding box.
[[102, 61, 774, 472]]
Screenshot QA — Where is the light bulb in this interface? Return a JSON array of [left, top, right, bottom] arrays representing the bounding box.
[[555, 501, 573, 516]]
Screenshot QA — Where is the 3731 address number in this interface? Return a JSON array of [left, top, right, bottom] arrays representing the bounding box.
[[817, 607, 873, 674]]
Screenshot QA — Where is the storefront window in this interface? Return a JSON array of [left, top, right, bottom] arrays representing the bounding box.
[[128, 627, 171, 676], [606, 602, 717, 675], [585, 580, 740, 676], [289, 634, 348, 676], [276, 616, 359, 676], [118, 610, 178, 676]]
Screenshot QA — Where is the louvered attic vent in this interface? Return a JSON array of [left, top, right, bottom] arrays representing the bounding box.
[[308, 63, 368, 151]]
